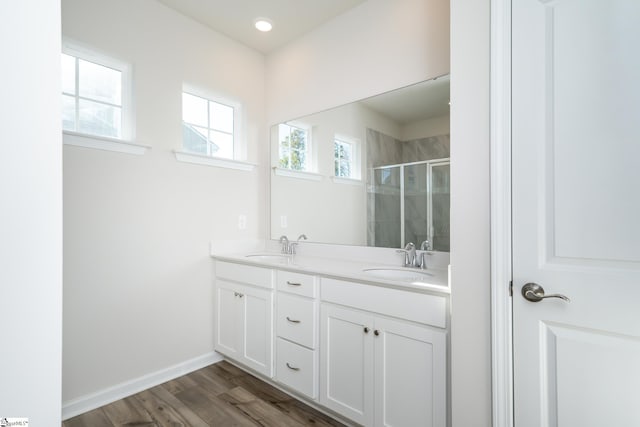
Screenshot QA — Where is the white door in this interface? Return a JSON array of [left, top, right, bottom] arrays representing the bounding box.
[[320, 304, 374, 426], [373, 317, 447, 427], [215, 281, 241, 358], [241, 285, 273, 377], [512, 1, 640, 426]]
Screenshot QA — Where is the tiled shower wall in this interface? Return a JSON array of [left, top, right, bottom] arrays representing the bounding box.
[[366, 128, 450, 248]]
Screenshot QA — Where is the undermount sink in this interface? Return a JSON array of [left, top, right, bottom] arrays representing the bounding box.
[[362, 268, 433, 281], [245, 253, 290, 263]]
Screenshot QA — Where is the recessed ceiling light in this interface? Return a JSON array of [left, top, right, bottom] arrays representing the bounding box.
[[254, 18, 273, 32]]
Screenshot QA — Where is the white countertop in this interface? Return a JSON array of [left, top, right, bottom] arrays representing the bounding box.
[[212, 250, 450, 295]]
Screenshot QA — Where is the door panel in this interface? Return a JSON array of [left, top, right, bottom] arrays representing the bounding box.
[[512, 0, 640, 425], [374, 317, 446, 427], [320, 304, 373, 426], [242, 286, 273, 377], [215, 282, 240, 357]]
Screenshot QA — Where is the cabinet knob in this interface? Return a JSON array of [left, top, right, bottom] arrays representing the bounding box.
[[364, 327, 370, 333], [374, 330, 380, 336]]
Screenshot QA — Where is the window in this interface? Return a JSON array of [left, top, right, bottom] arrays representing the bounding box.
[[334, 138, 355, 178], [182, 92, 235, 159], [61, 46, 130, 140], [278, 123, 309, 171]]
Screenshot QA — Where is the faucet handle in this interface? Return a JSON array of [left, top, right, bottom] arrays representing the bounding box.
[[420, 240, 431, 251], [404, 242, 415, 251], [396, 249, 410, 267]]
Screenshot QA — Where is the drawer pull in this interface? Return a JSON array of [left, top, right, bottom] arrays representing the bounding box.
[[286, 281, 302, 286], [286, 316, 301, 324], [286, 362, 300, 371]]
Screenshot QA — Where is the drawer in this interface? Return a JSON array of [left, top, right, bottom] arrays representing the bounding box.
[[276, 338, 317, 399], [321, 278, 447, 328], [215, 261, 273, 289], [276, 293, 317, 348], [276, 270, 317, 298]]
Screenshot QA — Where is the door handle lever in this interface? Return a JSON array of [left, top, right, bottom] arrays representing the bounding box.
[[522, 283, 570, 303]]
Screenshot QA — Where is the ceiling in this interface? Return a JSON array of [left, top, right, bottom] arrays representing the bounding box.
[[359, 75, 450, 125], [156, 0, 368, 53]]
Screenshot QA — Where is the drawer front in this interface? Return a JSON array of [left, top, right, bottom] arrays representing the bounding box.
[[276, 338, 317, 399], [215, 261, 273, 289], [276, 293, 317, 348], [276, 270, 317, 297], [321, 278, 447, 328]]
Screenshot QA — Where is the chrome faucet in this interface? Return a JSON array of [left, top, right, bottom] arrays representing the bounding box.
[[289, 234, 308, 255], [279, 235, 290, 254], [397, 242, 429, 269], [396, 242, 417, 267]]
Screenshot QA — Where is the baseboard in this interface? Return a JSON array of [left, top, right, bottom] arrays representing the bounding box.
[[61, 351, 223, 420]]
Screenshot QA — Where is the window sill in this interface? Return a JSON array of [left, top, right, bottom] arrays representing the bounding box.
[[174, 150, 256, 171], [272, 167, 323, 181], [63, 131, 150, 155], [331, 176, 363, 186]]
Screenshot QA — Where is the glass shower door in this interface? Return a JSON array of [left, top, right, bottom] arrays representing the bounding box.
[[430, 162, 450, 251], [404, 163, 429, 248], [368, 166, 401, 248]]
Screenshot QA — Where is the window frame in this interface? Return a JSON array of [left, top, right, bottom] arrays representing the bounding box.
[[61, 38, 133, 142], [278, 122, 312, 172]]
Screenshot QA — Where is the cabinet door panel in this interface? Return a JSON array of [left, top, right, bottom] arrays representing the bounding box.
[[374, 317, 446, 427], [215, 282, 241, 357], [320, 304, 373, 426], [242, 286, 273, 377]]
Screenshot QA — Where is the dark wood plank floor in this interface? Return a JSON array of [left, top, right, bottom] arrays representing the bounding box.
[[63, 361, 346, 427]]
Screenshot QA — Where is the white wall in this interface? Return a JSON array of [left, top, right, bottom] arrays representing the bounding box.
[[0, 0, 62, 424], [450, 0, 492, 426], [62, 0, 265, 404], [266, 0, 451, 125]]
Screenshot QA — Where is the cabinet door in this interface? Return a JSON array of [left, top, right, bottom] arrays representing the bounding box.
[[373, 317, 447, 427], [320, 304, 374, 426], [241, 285, 273, 378], [215, 281, 242, 358]]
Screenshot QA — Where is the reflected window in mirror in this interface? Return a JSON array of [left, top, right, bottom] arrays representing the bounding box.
[[182, 91, 235, 159], [334, 138, 353, 178], [278, 123, 311, 171]]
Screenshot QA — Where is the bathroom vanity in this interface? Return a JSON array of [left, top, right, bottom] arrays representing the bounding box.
[[212, 243, 450, 427]]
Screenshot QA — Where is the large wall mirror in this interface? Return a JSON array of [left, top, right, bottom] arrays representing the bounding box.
[[270, 75, 450, 251]]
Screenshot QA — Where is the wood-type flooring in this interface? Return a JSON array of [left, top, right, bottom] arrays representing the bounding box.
[[62, 360, 346, 427]]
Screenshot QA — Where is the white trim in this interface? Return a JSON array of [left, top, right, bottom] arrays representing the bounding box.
[[490, 0, 514, 427], [63, 131, 150, 155], [272, 167, 323, 181], [61, 351, 223, 420], [330, 176, 363, 186], [174, 150, 256, 171]]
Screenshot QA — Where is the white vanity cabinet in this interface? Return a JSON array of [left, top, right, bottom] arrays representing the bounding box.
[[274, 270, 319, 399], [214, 261, 274, 378], [320, 278, 448, 427]]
